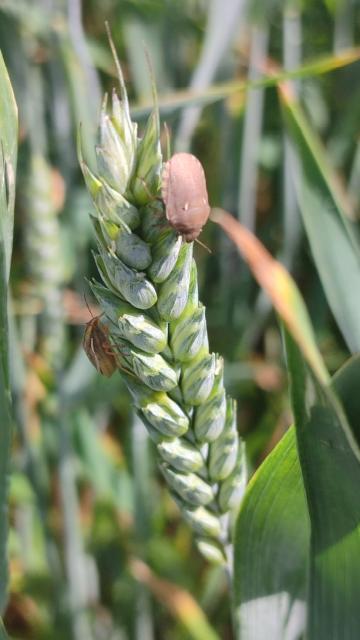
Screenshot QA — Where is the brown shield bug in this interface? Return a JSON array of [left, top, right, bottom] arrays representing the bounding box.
[[162, 153, 210, 242], [83, 315, 118, 377]]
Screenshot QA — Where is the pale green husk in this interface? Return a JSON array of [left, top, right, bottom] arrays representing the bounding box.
[[79, 73, 247, 565]]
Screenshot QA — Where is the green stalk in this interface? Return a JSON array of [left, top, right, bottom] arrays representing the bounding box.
[[0, 52, 17, 614], [282, 3, 302, 269], [237, 23, 269, 232], [79, 58, 247, 572], [131, 413, 155, 640], [22, 153, 95, 639]]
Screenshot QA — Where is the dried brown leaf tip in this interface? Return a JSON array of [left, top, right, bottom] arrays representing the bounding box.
[[83, 316, 117, 377], [162, 153, 210, 242]]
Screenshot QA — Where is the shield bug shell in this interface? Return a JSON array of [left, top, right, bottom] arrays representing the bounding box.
[[83, 316, 117, 377], [162, 153, 210, 242]]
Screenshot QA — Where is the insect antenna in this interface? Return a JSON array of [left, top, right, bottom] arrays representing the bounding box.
[[83, 291, 104, 320], [195, 238, 212, 254]]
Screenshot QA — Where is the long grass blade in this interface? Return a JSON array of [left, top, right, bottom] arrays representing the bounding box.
[[333, 0, 354, 53], [131, 413, 155, 640], [175, 0, 245, 150], [234, 351, 360, 640], [0, 52, 18, 613], [0, 619, 7, 639], [211, 209, 328, 383], [284, 337, 360, 639], [282, 6, 302, 266], [279, 81, 360, 353], [241, 6, 302, 348], [130, 558, 220, 640], [131, 47, 360, 116], [234, 426, 308, 640], [0, 52, 17, 282], [238, 24, 268, 230]]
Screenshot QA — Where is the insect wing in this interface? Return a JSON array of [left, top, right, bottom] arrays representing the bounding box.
[[83, 318, 117, 377], [162, 153, 210, 241]]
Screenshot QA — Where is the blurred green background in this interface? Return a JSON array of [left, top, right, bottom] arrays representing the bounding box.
[[0, 0, 359, 638]]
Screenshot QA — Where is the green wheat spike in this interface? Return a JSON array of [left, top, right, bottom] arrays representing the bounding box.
[[78, 53, 247, 566]]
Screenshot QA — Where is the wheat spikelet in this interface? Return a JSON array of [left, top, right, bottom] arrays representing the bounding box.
[[23, 154, 66, 365], [78, 63, 247, 566]]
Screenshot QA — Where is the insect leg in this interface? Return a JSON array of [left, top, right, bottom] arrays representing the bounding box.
[[102, 339, 137, 378]]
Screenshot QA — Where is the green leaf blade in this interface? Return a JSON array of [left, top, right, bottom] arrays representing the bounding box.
[[233, 427, 309, 640], [0, 51, 18, 283], [234, 351, 360, 640], [285, 334, 360, 640], [0, 52, 17, 614], [280, 84, 360, 353]]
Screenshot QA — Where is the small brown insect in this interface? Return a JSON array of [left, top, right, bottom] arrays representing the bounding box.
[[162, 153, 210, 242], [83, 315, 117, 377]]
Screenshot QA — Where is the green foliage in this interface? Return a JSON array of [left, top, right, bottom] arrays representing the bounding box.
[[234, 351, 360, 640], [214, 204, 360, 637], [1, 1, 360, 638], [0, 620, 7, 639], [285, 338, 360, 639], [280, 85, 360, 354], [0, 52, 17, 614], [234, 426, 309, 639]]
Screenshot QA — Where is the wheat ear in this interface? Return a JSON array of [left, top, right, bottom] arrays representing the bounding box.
[[78, 64, 247, 566]]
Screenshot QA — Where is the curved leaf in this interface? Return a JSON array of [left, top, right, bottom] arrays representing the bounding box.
[[332, 355, 360, 444], [0, 52, 17, 282], [130, 558, 220, 640], [0, 53, 17, 613], [0, 620, 7, 639], [233, 426, 309, 640], [234, 352, 360, 640], [215, 203, 360, 639], [131, 47, 360, 116], [285, 334, 360, 640], [279, 82, 360, 353], [211, 209, 328, 383]]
